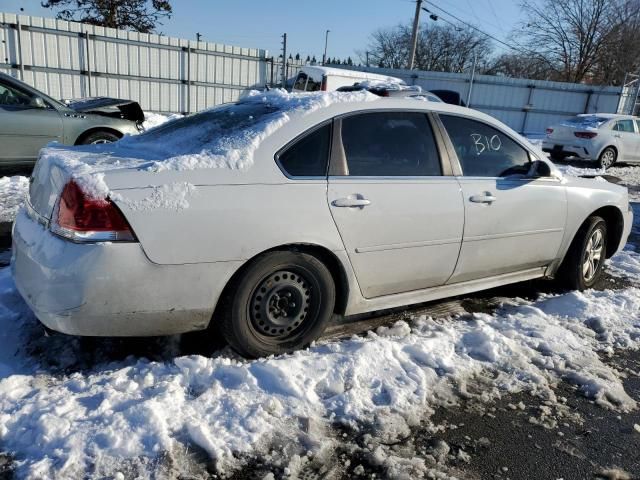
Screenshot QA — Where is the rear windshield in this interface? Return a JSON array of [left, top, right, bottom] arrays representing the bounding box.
[[562, 116, 609, 128], [122, 101, 282, 160]]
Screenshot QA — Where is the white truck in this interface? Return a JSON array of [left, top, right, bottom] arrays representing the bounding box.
[[291, 66, 405, 92]]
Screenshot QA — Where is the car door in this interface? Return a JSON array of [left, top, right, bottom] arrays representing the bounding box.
[[327, 110, 465, 298], [612, 119, 640, 162], [438, 114, 567, 284], [0, 77, 63, 164]]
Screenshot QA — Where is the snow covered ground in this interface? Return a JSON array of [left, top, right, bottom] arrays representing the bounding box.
[[0, 214, 640, 478], [0, 176, 29, 224]]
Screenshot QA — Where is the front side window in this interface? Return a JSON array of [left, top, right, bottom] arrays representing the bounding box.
[[339, 112, 441, 176], [635, 119, 640, 133], [277, 123, 331, 177], [440, 115, 531, 177], [0, 82, 32, 107], [614, 119, 635, 133]]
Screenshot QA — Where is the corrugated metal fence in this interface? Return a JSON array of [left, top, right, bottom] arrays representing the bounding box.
[[0, 12, 302, 114], [332, 65, 625, 135]]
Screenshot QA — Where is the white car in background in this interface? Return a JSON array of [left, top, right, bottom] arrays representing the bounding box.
[[542, 113, 640, 169], [12, 91, 633, 358]]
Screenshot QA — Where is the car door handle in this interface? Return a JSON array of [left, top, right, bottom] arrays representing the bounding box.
[[469, 193, 497, 204], [614, 134, 622, 138], [332, 197, 371, 208]]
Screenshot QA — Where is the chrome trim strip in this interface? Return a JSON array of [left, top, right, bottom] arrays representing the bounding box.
[[464, 228, 563, 242], [355, 237, 462, 253]]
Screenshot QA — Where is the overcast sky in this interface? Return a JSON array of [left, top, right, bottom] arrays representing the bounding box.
[[3, 0, 526, 61]]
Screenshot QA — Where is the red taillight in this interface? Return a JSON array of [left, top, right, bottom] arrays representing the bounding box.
[[52, 181, 136, 242], [546, 128, 554, 135], [574, 131, 598, 139], [320, 76, 327, 91]]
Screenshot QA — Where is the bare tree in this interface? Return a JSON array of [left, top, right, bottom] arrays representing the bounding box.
[[591, 0, 640, 85], [361, 23, 492, 73], [41, 0, 172, 33], [484, 52, 555, 80], [518, 0, 624, 83]]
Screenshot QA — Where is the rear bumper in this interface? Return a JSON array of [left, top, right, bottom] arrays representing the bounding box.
[[542, 140, 594, 160], [11, 210, 241, 336]]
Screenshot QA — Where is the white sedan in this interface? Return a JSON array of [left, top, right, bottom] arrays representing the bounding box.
[[542, 113, 640, 169], [12, 91, 633, 357]]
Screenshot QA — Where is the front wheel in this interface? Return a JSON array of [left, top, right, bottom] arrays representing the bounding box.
[[557, 216, 607, 291], [79, 130, 120, 145], [220, 251, 336, 358], [598, 147, 617, 170]]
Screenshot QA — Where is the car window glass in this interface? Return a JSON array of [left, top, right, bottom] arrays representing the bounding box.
[[636, 120, 640, 133], [293, 73, 308, 91], [0, 83, 32, 107], [615, 120, 635, 133], [278, 123, 331, 177], [339, 112, 441, 176], [440, 115, 531, 177]]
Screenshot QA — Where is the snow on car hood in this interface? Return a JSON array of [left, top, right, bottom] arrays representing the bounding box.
[[37, 89, 377, 200]]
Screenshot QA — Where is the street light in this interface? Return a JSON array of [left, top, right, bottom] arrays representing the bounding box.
[[322, 30, 330, 65]]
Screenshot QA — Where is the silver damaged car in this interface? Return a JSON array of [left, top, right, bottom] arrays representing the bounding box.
[[11, 92, 633, 358], [0, 72, 143, 166]]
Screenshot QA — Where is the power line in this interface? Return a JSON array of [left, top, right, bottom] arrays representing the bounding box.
[[422, 1, 541, 58]]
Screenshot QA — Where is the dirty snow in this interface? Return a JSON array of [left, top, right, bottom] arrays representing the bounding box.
[[1, 238, 640, 477], [0, 176, 29, 223]]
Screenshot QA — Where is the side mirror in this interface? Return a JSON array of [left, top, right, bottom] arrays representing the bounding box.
[[529, 160, 552, 178], [29, 96, 46, 109]]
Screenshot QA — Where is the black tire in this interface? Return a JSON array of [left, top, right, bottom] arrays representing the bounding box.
[[549, 152, 566, 162], [598, 146, 617, 170], [557, 216, 607, 291], [220, 250, 336, 358], [79, 130, 120, 145]]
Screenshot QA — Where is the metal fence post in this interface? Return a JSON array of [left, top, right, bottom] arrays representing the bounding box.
[[15, 18, 24, 80]]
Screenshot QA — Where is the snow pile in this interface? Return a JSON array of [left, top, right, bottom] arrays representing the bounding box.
[[38, 89, 377, 200], [0, 176, 29, 223], [1, 247, 640, 477], [142, 112, 182, 131]]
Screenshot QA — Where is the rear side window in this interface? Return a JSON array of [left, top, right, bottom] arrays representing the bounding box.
[[277, 123, 331, 177], [614, 120, 635, 133], [440, 115, 531, 177], [339, 112, 441, 176]]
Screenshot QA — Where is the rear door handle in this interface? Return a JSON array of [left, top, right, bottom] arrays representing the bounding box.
[[332, 197, 371, 208], [469, 193, 497, 204]]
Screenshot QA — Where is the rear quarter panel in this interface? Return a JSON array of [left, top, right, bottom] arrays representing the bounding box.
[[113, 182, 345, 265]]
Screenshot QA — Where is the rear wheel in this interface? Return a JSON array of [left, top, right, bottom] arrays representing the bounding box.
[[598, 147, 617, 170], [557, 216, 607, 291], [79, 130, 120, 145], [220, 251, 335, 358]]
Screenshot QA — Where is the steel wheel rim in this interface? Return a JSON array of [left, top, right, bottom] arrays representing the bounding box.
[[249, 269, 317, 343], [582, 228, 604, 282], [91, 139, 112, 145], [601, 150, 615, 168]]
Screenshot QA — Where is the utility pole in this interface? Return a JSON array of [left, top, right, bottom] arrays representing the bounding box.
[[281, 33, 287, 87], [366, 51, 370, 68], [408, 0, 423, 70], [322, 30, 330, 66]]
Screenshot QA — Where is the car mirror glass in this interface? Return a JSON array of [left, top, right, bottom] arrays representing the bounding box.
[[30, 96, 46, 109]]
